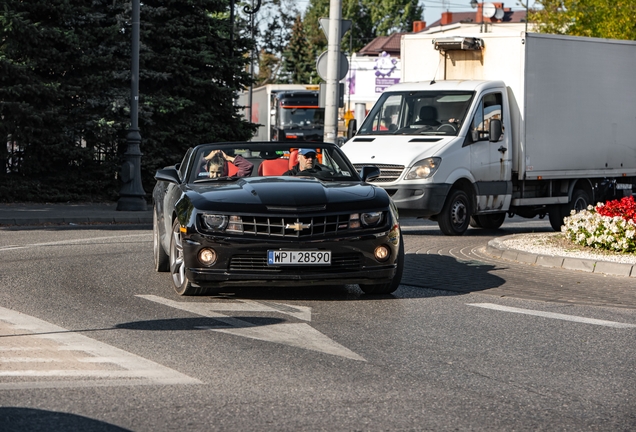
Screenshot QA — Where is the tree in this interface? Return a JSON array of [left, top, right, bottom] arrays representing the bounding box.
[[282, 16, 315, 84], [247, 0, 299, 85], [0, 0, 130, 201], [0, 0, 257, 201], [530, 0, 636, 40], [287, 0, 423, 85], [135, 0, 256, 190]]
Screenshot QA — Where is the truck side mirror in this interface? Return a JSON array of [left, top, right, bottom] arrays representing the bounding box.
[[346, 119, 357, 140], [489, 119, 502, 142]]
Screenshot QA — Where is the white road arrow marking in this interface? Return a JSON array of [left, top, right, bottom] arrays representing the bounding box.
[[138, 295, 365, 361], [468, 303, 636, 328]]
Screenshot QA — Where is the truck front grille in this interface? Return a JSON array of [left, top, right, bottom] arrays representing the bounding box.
[[353, 164, 404, 183]]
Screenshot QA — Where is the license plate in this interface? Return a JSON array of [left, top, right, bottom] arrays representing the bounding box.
[[267, 250, 331, 265]]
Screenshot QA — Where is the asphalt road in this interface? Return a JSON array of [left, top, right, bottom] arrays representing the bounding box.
[[0, 219, 634, 431]]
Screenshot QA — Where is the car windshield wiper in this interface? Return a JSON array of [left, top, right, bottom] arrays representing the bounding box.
[[193, 176, 239, 183]]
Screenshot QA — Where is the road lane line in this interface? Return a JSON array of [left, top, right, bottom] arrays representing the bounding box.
[[0, 233, 150, 252], [468, 303, 636, 328]]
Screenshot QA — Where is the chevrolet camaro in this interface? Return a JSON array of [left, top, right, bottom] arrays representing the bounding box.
[[152, 142, 403, 295]]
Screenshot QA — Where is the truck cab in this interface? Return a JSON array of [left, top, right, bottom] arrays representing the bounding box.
[[271, 91, 324, 143], [343, 80, 512, 235]]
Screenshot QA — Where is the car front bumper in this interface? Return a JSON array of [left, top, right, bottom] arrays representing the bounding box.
[[181, 231, 399, 288]]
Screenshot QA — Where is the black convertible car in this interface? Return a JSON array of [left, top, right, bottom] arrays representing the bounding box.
[[152, 142, 403, 295]]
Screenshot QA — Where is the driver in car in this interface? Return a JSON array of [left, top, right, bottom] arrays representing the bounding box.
[[283, 148, 323, 176]]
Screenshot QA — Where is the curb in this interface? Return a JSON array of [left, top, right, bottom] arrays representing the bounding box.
[[486, 236, 636, 278]]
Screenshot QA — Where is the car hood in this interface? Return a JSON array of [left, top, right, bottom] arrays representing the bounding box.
[[186, 177, 383, 211]]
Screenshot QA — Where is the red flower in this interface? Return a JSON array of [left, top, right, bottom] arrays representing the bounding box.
[[596, 196, 636, 222]]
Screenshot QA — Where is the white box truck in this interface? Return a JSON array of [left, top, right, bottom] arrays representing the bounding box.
[[237, 84, 325, 142], [342, 32, 636, 235]]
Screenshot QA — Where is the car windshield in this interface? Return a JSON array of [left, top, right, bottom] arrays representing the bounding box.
[[357, 91, 474, 137], [187, 143, 361, 184]]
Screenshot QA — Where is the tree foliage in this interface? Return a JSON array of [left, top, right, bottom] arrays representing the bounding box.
[[0, 0, 130, 201], [530, 0, 636, 40], [0, 0, 256, 202], [286, 0, 423, 84]]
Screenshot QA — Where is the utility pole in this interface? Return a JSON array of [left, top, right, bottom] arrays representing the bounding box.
[[117, 0, 146, 211], [323, 0, 342, 144]]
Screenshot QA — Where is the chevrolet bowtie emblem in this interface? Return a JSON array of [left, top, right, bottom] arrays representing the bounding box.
[[286, 222, 311, 231]]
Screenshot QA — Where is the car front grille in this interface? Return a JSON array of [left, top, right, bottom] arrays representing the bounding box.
[[227, 214, 358, 238], [353, 164, 404, 183], [229, 253, 363, 272]]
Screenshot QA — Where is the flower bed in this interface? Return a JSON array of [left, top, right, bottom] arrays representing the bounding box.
[[562, 195, 636, 253]]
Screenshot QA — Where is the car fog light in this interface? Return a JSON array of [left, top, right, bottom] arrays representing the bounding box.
[[374, 245, 390, 261], [198, 248, 217, 266]]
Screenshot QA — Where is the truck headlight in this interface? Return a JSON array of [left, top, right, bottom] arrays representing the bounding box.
[[404, 157, 441, 180], [201, 214, 228, 231]]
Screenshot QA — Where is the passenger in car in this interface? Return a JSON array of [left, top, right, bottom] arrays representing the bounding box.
[[205, 149, 253, 178]]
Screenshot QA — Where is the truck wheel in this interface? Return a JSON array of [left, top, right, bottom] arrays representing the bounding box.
[[170, 220, 206, 296], [548, 205, 565, 231], [359, 232, 404, 295], [438, 189, 470, 236], [476, 213, 506, 229], [570, 189, 591, 212]]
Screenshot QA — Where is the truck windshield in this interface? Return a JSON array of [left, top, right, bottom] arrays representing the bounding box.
[[358, 91, 474, 136], [279, 107, 324, 129]]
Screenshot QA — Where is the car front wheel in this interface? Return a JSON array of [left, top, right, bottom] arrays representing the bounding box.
[[169, 219, 205, 296]]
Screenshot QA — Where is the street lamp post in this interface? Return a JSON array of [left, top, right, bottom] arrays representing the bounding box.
[[229, 0, 262, 123], [117, 0, 146, 211]]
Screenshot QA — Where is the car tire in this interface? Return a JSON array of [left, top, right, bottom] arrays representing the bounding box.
[[153, 209, 169, 272], [169, 219, 205, 296], [476, 213, 506, 230], [438, 189, 470, 236], [359, 232, 404, 295]]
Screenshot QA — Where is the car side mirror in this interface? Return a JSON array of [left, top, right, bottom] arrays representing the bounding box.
[[359, 166, 380, 182], [347, 119, 357, 140], [489, 119, 502, 142], [155, 167, 181, 184]]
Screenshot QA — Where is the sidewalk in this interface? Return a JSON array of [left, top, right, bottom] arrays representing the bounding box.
[[0, 202, 152, 227]]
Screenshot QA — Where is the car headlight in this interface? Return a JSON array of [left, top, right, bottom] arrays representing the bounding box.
[[361, 211, 383, 227], [404, 157, 441, 180], [201, 214, 228, 231]]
